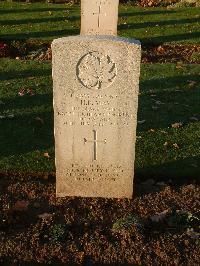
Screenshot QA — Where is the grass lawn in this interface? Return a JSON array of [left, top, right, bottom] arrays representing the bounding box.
[[0, 2, 200, 44], [0, 59, 199, 179], [0, 2, 199, 179]]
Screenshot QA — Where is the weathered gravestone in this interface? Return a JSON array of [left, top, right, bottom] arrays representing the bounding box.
[[52, 0, 141, 198], [81, 0, 119, 35]]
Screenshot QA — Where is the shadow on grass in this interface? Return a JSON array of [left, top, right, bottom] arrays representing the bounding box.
[[119, 17, 200, 30], [0, 107, 54, 158], [1, 29, 199, 44], [0, 28, 79, 41], [137, 74, 200, 131], [135, 155, 200, 182], [119, 9, 177, 17], [0, 15, 80, 26], [0, 65, 199, 179], [0, 68, 51, 81], [140, 31, 200, 44], [0, 7, 75, 15]]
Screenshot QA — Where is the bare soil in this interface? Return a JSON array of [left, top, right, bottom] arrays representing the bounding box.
[[1, 42, 200, 64], [0, 173, 199, 265]]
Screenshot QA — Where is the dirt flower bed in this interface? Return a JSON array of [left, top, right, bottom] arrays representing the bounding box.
[[0, 173, 199, 265], [1, 41, 199, 64]]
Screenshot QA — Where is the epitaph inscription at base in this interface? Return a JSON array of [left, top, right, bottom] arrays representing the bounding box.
[[52, 36, 141, 198]]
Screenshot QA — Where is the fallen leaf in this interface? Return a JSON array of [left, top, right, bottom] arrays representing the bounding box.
[[138, 120, 146, 125], [171, 122, 183, 128], [18, 88, 26, 96], [18, 88, 35, 96], [187, 80, 197, 88], [176, 62, 184, 69], [0, 114, 14, 119], [44, 152, 50, 158], [12, 200, 29, 212], [38, 213, 52, 220], [7, 114, 14, 118], [160, 130, 167, 134], [173, 143, 180, 149], [150, 210, 169, 223], [27, 88, 35, 96], [164, 142, 168, 146]]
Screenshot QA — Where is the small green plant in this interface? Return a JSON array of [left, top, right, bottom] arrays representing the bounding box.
[[50, 223, 66, 243], [112, 214, 143, 231], [168, 210, 200, 228]]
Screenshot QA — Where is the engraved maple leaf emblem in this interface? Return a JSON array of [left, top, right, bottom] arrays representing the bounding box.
[[77, 52, 117, 90]]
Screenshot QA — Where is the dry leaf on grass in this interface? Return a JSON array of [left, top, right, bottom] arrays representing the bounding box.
[[27, 88, 35, 96], [44, 152, 50, 158], [187, 80, 197, 88], [0, 114, 14, 119], [18, 88, 26, 96], [18, 88, 35, 97], [176, 62, 184, 69], [171, 122, 183, 128], [173, 143, 180, 149], [160, 130, 167, 134]]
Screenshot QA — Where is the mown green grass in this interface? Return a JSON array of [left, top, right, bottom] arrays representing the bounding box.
[[0, 59, 199, 178], [0, 2, 200, 44]]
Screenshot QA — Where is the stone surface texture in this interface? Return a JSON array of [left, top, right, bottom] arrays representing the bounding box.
[[52, 35, 141, 198], [81, 0, 119, 36]]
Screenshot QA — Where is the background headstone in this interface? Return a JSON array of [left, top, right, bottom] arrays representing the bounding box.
[[81, 0, 119, 36]]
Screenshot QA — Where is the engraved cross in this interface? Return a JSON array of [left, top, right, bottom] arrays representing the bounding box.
[[84, 130, 106, 161], [93, 1, 104, 28]]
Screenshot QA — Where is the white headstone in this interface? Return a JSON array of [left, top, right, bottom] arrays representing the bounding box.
[[52, 1, 141, 198], [81, 0, 119, 36]]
